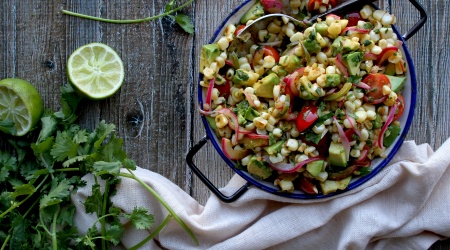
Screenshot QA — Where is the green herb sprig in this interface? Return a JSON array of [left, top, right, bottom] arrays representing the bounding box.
[[0, 84, 198, 249], [61, 0, 195, 34]]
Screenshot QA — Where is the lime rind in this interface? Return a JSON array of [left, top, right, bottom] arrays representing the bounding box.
[[0, 78, 44, 136], [67, 43, 124, 99]]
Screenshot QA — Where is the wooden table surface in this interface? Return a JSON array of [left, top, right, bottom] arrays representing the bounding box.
[[1, 0, 448, 248]]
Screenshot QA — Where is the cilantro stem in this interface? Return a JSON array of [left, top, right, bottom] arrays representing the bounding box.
[[61, 0, 194, 24], [129, 214, 172, 250], [0, 235, 11, 250], [120, 171, 199, 245], [101, 180, 110, 250], [0, 175, 48, 219], [54, 167, 80, 172], [52, 206, 60, 250]]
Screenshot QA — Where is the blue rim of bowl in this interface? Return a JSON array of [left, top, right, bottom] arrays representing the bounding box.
[[198, 1, 417, 199]]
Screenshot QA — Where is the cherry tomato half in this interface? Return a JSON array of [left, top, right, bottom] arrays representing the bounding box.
[[362, 73, 392, 99], [234, 25, 246, 36], [215, 78, 231, 98], [346, 11, 363, 27], [299, 176, 318, 194], [296, 105, 319, 133], [252, 46, 280, 68], [393, 94, 405, 121]]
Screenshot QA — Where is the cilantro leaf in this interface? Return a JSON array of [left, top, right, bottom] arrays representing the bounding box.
[[84, 183, 102, 214], [348, 75, 362, 84], [37, 114, 58, 143], [304, 131, 322, 144], [12, 183, 36, 198], [93, 161, 122, 176], [124, 207, 155, 230], [40, 178, 71, 209], [50, 131, 79, 162], [175, 14, 194, 34], [165, 0, 176, 12], [105, 223, 125, 245]]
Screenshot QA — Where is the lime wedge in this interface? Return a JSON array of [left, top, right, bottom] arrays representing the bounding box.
[[0, 78, 44, 136], [67, 43, 125, 99]]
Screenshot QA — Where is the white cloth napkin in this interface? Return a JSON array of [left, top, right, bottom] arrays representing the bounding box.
[[72, 138, 450, 249]]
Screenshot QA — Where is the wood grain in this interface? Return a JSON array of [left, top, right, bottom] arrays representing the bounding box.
[[0, 0, 448, 248]]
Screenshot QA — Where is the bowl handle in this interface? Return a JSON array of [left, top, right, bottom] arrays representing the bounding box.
[[186, 135, 251, 203], [401, 0, 427, 41]]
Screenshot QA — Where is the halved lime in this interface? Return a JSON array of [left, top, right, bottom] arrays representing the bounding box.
[[0, 78, 44, 136], [67, 43, 125, 100]]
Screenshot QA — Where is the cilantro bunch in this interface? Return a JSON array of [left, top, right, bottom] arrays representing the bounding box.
[[0, 84, 197, 249]]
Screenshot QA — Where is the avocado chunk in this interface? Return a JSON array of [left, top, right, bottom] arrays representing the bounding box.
[[253, 73, 280, 98], [264, 140, 285, 155], [315, 22, 329, 36], [283, 55, 303, 73], [328, 141, 347, 167], [386, 75, 406, 93], [319, 176, 351, 195], [240, 1, 265, 24], [325, 74, 341, 87], [240, 137, 269, 149], [342, 51, 364, 76], [383, 124, 401, 147], [247, 156, 272, 179], [306, 160, 325, 178], [372, 113, 382, 129], [233, 69, 259, 87], [237, 114, 247, 125], [303, 39, 321, 54], [331, 36, 343, 56], [244, 107, 261, 121], [384, 63, 396, 75], [298, 76, 321, 100], [199, 44, 220, 74]]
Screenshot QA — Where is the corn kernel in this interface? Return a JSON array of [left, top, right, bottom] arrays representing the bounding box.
[[267, 22, 281, 34], [360, 5, 373, 19], [217, 37, 229, 50], [263, 56, 276, 68], [355, 110, 368, 123], [381, 14, 394, 26], [373, 10, 386, 21], [286, 139, 299, 151], [215, 114, 228, 128], [290, 32, 304, 43], [258, 30, 268, 42]]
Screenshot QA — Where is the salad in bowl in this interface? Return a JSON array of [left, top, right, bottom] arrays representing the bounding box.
[[197, 0, 414, 197]]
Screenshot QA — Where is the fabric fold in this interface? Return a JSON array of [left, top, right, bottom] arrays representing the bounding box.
[[72, 139, 450, 249]]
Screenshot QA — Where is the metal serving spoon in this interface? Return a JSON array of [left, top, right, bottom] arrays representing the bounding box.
[[236, 0, 375, 41]]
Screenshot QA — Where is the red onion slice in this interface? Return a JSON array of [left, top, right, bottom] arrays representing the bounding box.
[[378, 103, 398, 150], [243, 91, 257, 108], [363, 95, 388, 104], [363, 52, 378, 61], [340, 27, 370, 36], [333, 116, 350, 162], [353, 81, 372, 90], [325, 88, 337, 96], [247, 133, 269, 140], [346, 108, 362, 137], [335, 54, 349, 77], [265, 156, 324, 173], [204, 78, 215, 111]]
